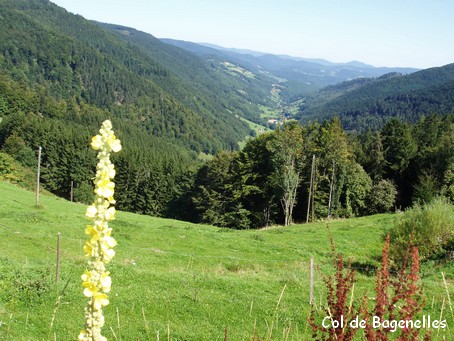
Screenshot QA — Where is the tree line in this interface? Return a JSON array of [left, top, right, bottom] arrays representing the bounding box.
[[1, 109, 453, 229], [174, 114, 453, 228]]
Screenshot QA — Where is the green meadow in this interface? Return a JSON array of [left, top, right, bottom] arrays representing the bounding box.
[[0, 181, 452, 340]]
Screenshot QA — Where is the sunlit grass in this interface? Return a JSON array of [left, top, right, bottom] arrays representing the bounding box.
[[0, 181, 451, 340]]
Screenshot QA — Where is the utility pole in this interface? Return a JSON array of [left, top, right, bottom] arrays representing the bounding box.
[[35, 146, 42, 206]]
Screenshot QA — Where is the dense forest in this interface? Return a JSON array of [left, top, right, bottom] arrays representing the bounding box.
[[2, 79, 452, 227], [174, 115, 454, 228], [0, 0, 275, 153], [0, 0, 453, 230], [296, 65, 454, 132]]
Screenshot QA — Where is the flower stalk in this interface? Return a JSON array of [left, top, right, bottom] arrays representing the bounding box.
[[79, 120, 121, 341]]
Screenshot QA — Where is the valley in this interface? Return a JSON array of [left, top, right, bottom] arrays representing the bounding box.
[[0, 2, 453, 339]]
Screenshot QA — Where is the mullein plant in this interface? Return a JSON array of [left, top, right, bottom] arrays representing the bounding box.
[[79, 120, 121, 341]]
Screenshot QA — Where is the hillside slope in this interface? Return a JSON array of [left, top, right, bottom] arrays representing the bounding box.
[[296, 64, 454, 131], [100, 23, 276, 124], [0, 0, 283, 215], [0, 181, 452, 339], [0, 0, 259, 152]]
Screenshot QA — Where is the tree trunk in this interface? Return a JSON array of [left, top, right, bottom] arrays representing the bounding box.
[[306, 154, 315, 223], [328, 162, 336, 219]]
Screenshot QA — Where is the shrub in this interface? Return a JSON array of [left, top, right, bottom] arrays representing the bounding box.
[[72, 181, 93, 204], [366, 179, 397, 214], [0, 151, 35, 190], [361, 235, 429, 340], [308, 228, 359, 341], [387, 197, 454, 264]]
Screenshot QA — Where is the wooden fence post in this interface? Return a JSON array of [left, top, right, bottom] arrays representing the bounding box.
[[35, 146, 42, 206], [310, 256, 314, 305], [55, 232, 61, 283]]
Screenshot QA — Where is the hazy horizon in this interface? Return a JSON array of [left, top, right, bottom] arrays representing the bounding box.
[[50, 0, 454, 69]]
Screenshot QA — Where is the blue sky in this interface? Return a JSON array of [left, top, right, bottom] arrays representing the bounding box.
[[50, 0, 453, 69]]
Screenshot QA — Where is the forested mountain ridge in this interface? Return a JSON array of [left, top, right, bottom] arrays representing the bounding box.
[[0, 0, 263, 153], [162, 38, 418, 101], [296, 63, 454, 131], [99, 23, 276, 125], [160, 37, 453, 133]]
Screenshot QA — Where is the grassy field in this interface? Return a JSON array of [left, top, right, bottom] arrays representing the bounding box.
[[0, 181, 452, 340], [238, 117, 271, 149]]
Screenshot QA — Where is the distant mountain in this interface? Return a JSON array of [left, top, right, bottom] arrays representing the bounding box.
[[198, 43, 268, 57], [1, 0, 279, 153], [296, 63, 454, 131], [199, 43, 374, 68], [162, 39, 419, 101], [98, 24, 276, 125]]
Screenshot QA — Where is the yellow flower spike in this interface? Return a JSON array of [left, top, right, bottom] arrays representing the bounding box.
[[93, 293, 109, 311], [86, 205, 97, 218], [81, 270, 92, 282], [104, 235, 117, 248], [85, 225, 93, 235], [98, 163, 115, 179], [81, 119, 121, 340], [108, 136, 122, 153], [100, 243, 116, 262], [100, 273, 112, 292], [95, 179, 115, 199], [91, 135, 103, 150], [82, 280, 98, 298], [83, 241, 94, 257], [78, 331, 87, 340], [104, 207, 116, 221]]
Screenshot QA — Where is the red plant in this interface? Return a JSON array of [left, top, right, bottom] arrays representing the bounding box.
[[311, 230, 430, 341], [308, 226, 360, 341], [361, 234, 429, 340]]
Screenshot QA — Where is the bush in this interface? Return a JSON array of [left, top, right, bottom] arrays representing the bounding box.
[[387, 197, 454, 264], [73, 181, 93, 204], [0, 152, 35, 190], [366, 179, 397, 214]]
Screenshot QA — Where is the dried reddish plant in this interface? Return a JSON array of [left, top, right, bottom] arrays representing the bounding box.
[[308, 226, 359, 341], [311, 231, 430, 341], [361, 235, 390, 341], [361, 234, 429, 341]]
